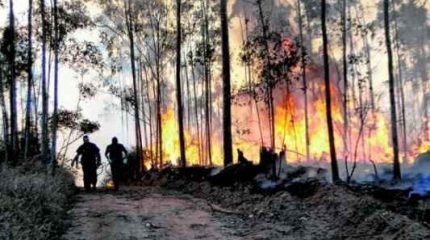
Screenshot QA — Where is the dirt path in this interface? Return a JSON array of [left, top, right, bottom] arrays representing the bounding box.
[[63, 187, 245, 240]]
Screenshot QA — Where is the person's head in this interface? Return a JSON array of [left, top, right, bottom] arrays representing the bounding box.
[[83, 135, 89, 143], [112, 137, 118, 144]]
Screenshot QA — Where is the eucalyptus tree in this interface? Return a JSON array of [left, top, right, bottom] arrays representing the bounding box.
[[176, 0, 186, 168], [24, 0, 33, 162], [321, 0, 340, 182], [220, 0, 232, 167], [124, 0, 143, 171], [8, 0, 17, 164], [297, 0, 310, 162], [383, 0, 401, 181], [50, 0, 59, 169], [40, 0, 49, 164]]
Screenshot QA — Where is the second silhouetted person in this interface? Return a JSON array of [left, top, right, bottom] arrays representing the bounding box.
[[105, 137, 128, 191]]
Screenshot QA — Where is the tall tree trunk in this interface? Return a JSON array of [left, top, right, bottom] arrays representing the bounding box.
[[156, 24, 163, 168], [244, 17, 264, 146], [297, 0, 310, 162], [8, 0, 17, 164], [24, 0, 33, 162], [125, 0, 143, 173], [392, 0, 407, 164], [40, 0, 49, 164], [256, 0, 275, 149], [220, 0, 233, 167], [184, 57, 191, 130], [384, 0, 401, 181], [143, 64, 154, 167], [202, 0, 212, 165], [176, 0, 186, 168], [0, 69, 9, 163], [139, 60, 149, 155], [342, 0, 349, 159], [190, 52, 202, 164], [50, 0, 59, 170], [321, 0, 339, 182]]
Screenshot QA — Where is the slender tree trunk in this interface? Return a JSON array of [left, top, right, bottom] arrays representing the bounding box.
[[184, 57, 191, 130], [156, 28, 163, 168], [125, 0, 143, 173], [0, 69, 9, 163], [142, 64, 154, 167], [50, 0, 59, 170], [392, 0, 407, 164], [256, 0, 275, 149], [139, 60, 149, 155], [8, 0, 17, 164], [41, 0, 49, 164], [342, 0, 349, 160], [190, 52, 202, 164], [321, 0, 339, 182], [24, 0, 33, 162], [243, 17, 264, 146], [297, 0, 310, 162], [176, 0, 186, 168], [384, 0, 401, 181], [220, 0, 233, 167], [202, 0, 212, 165]]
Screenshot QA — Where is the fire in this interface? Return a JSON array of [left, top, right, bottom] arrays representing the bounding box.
[[147, 77, 430, 168], [141, 34, 430, 169], [154, 71, 430, 167], [160, 108, 223, 166], [105, 180, 115, 189]]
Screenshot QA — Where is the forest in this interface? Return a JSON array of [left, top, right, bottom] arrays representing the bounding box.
[[0, 0, 430, 239]]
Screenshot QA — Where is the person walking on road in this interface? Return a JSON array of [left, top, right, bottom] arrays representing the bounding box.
[[105, 137, 128, 191], [72, 135, 101, 192]]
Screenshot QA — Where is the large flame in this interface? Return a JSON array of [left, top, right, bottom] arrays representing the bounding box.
[[145, 34, 429, 168], [160, 108, 223, 166]]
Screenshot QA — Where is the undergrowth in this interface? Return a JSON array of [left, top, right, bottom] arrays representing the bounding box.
[[0, 164, 75, 240]]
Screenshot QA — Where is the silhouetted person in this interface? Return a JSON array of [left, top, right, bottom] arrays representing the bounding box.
[[73, 135, 101, 192], [105, 137, 127, 191]]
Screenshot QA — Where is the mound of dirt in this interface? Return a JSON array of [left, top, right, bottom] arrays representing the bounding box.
[[144, 166, 430, 239]]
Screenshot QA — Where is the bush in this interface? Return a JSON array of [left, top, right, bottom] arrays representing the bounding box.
[[0, 165, 75, 240]]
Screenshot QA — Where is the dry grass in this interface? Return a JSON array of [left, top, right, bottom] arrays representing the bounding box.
[[0, 164, 75, 240]]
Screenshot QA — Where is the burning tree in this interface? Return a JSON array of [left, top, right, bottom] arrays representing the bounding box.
[[240, 1, 300, 152]]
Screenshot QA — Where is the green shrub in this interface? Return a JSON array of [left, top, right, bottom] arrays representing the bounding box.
[[0, 165, 75, 240]]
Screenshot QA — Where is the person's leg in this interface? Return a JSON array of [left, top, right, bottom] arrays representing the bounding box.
[[111, 163, 119, 191], [82, 166, 91, 191], [89, 165, 97, 191]]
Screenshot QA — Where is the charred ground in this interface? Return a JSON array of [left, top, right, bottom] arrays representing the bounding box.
[[139, 164, 430, 239]]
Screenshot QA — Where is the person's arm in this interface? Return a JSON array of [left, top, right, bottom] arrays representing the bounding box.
[[95, 145, 101, 167], [72, 146, 82, 168], [105, 146, 110, 160], [122, 145, 128, 157]]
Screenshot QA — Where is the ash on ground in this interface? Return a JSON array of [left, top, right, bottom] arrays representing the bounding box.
[[141, 163, 430, 240]]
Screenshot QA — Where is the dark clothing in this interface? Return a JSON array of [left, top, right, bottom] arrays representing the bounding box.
[[76, 142, 101, 191], [105, 143, 127, 190], [110, 162, 122, 191], [77, 143, 101, 167], [82, 164, 97, 191], [105, 143, 127, 163]]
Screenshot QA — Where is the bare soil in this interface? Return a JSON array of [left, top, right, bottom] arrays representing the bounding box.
[[63, 166, 430, 240], [63, 187, 250, 240]]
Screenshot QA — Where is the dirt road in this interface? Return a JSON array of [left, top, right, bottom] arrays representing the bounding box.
[[63, 187, 247, 240]]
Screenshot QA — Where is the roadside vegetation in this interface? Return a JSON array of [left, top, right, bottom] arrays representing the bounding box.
[[0, 164, 75, 240]]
